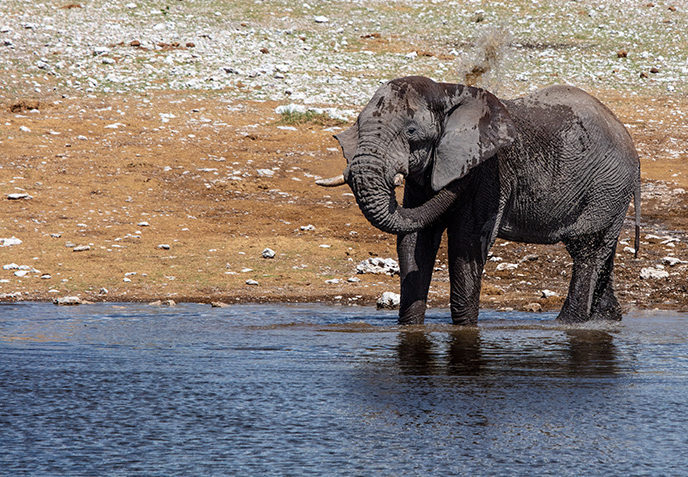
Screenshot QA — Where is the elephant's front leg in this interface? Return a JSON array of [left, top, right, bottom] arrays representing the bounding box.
[[397, 226, 444, 325], [446, 235, 486, 326]]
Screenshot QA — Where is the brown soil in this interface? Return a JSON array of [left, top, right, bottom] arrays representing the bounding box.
[[1, 88, 687, 312]]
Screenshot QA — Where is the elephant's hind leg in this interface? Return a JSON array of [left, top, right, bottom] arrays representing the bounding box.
[[558, 220, 624, 323]]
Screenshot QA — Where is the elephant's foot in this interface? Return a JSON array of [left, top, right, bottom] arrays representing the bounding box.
[[450, 306, 479, 326], [398, 300, 427, 325], [590, 291, 622, 321], [555, 299, 590, 324]]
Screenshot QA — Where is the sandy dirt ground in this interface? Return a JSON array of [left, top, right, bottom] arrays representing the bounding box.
[[1, 85, 686, 313]]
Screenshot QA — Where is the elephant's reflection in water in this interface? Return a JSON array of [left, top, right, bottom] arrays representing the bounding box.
[[396, 328, 619, 377]]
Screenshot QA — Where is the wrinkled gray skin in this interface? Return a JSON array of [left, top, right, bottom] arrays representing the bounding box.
[[321, 76, 640, 325]]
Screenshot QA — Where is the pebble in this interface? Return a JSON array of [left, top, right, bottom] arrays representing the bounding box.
[[19, 125, 31, 132], [7, 193, 32, 200], [246, 279, 259, 286], [541, 289, 558, 298], [496, 262, 519, 271], [0, 237, 22, 247], [662, 256, 686, 267], [54, 296, 82, 306], [262, 247, 276, 259], [325, 278, 340, 284], [137, 221, 150, 227], [300, 224, 315, 231], [347, 277, 361, 283], [640, 267, 670, 279], [376, 291, 400, 310], [157, 244, 170, 250], [314, 15, 329, 23], [211, 301, 229, 308], [523, 302, 542, 312], [356, 257, 399, 276], [73, 245, 91, 252]]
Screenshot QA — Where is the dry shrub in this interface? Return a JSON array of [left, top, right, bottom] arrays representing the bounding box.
[[457, 26, 512, 93]]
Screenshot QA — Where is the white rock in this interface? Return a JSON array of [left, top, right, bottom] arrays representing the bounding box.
[[54, 296, 82, 306], [356, 257, 399, 275], [3, 263, 20, 270], [125, 2, 137, 8], [157, 244, 170, 250], [73, 245, 91, 252], [377, 291, 400, 309], [241, 268, 253, 273], [314, 15, 329, 23], [7, 193, 32, 200], [347, 277, 361, 283], [246, 279, 259, 286], [640, 267, 670, 280], [262, 247, 276, 259], [496, 262, 519, 271], [14, 270, 29, 277], [137, 221, 150, 227], [300, 224, 315, 231], [256, 169, 275, 177], [41, 274, 51, 280], [19, 125, 31, 132], [325, 278, 340, 284], [541, 289, 558, 298], [93, 47, 110, 56], [662, 256, 686, 267], [0, 237, 22, 247], [99, 288, 109, 295]]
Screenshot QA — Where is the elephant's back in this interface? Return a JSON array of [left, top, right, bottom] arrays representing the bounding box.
[[497, 87, 639, 242]]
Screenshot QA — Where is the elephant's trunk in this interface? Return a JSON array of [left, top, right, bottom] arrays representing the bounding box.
[[347, 155, 460, 234]]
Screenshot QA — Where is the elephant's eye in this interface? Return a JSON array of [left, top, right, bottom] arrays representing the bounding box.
[[406, 126, 417, 136]]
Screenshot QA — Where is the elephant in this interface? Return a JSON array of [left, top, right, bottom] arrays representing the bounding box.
[[317, 76, 640, 325]]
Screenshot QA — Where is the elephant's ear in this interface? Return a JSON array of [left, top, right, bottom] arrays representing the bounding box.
[[333, 122, 358, 162], [431, 88, 516, 192]]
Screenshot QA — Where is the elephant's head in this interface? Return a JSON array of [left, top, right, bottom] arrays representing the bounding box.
[[317, 76, 516, 234]]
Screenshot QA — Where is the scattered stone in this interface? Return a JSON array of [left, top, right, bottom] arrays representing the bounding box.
[[19, 125, 31, 132], [73, 245, 91, 252], [14, 270, 29, 277], [262, 247, 276, 259], [149, 299, 176, 306], [356, 257, 399, 275], [377, 291, 400, 310], [157, 244, 170, 250], [241, 268, 253, 273], [211, 301, 229, 308], [0, 237, 22, 247], [50, 233, 62, 238], [523, 302, 542, 313], [7, 193, 32, 200], [325, 278, 340, 284], [541, 289, 558, 298], [137, 221, 150, 227], [99, 288, 108, 295], [496, 262, 519, 271], [520, 254, 539, 262], [300, 224, 315, 231], [640, 267, 670, 279], [54, 296, 82, 306], [347, 277, 361, 283], [314, 15, 329, 23], [245, 279, 259, 286], [1, 292, 22, 300], [3, 263, 20, 270], [662, 256, 686, 267]]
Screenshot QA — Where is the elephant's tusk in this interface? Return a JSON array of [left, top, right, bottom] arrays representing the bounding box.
[[315, 174, 346, 187], [393, 173, 405, 187]]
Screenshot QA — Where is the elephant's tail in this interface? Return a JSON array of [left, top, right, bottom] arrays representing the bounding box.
[[633, 178, 641, 258]]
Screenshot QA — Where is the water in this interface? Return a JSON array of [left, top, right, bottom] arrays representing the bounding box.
[[1, 303, 687, 475]]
